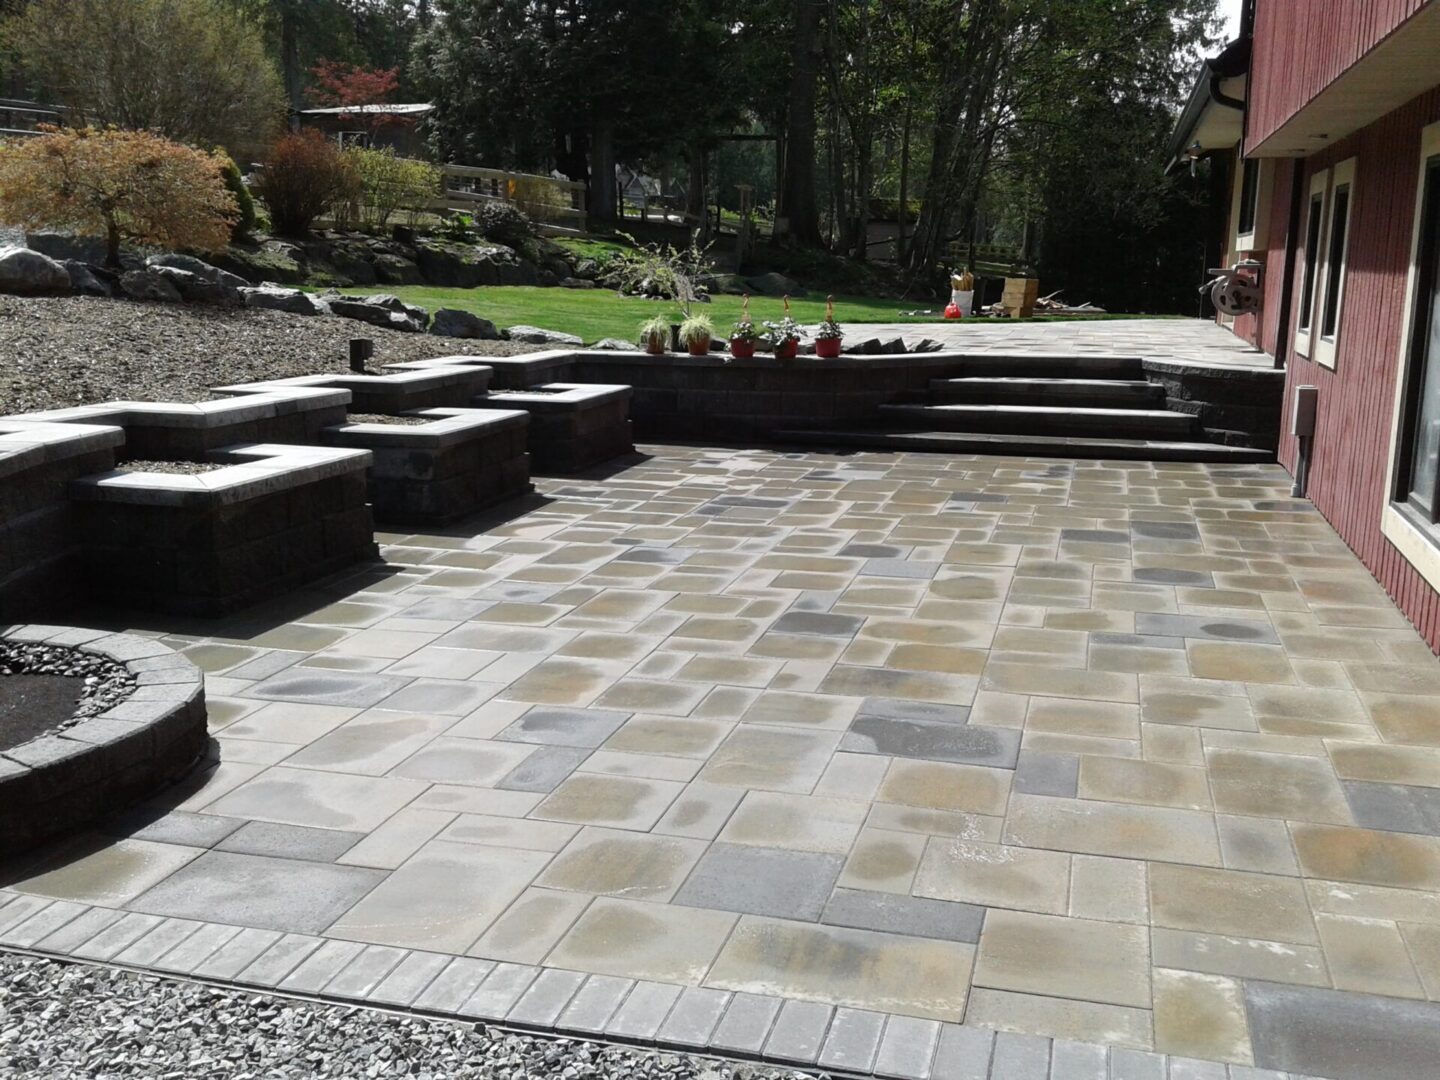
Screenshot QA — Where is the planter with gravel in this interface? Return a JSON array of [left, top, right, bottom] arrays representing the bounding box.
[[0, 626, 206, 856], [482, 383, 635, 475]]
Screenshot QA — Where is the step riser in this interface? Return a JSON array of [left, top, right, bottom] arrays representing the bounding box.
[[881, 406, 1198, 440], [774, 429, 1273, 464], [948, 357, 1145, 380], [929, 387, 1165, 409]]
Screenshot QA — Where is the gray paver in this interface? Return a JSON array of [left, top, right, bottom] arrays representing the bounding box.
[[1167, 1058, 1228, 1080], [325, 945, 408, 998], [151, 922, 242, 973], [72, 912, 165, 961], [860, 558, 940, 580], [857, 698, 971, 724], [841, 716, 1021, 768], [507, 968, 587, 1027], [557, 975, 635, 1035], [932, 1023, 994, 1080], [103, 809, 246, 848], [1110, 1049, 1167, 1080], [764, 1000, 833, 1065], [771, 611, 864, 637], [0, 895, 53, 936], [279, 939, 366, 993], [1013, 750, 1080, 797], [112, 918, 205, 967], [236, 933, 326, 987], [1132, 568, 1213, 587], [411, 957, 495, 1013], [1050, 1039, 1106, 1080], [821, 888, 984, 943], [0, 900, 87, 947], [36, 906, 126, 955], [605, 980, 682, 1042], [460, 962, 541, 1020], [1244, 980, 1440, 1080], [674, 844, 842, 920], [817, 1008, 887, 1074], [709, 992, 783, 1055], [1134, 614, 1279, 644], [1225, 1069, 1287, 1080], [989, 1031, 1050, 1079], [368, 951, 452, 1007], [193, 927, 283, 979], [655, 986, 731, 1047], [215, 821, 365, 862], [246, 669, 413, 707], [1342, 780, 1440, 837], [874, 1015, 941, 1079], [498, 745, 592, 792], [497, 706, 630, 748]]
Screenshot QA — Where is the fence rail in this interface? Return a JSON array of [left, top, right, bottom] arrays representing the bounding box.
[[426, 162, 587, 227], [0, 99, 64, 138]]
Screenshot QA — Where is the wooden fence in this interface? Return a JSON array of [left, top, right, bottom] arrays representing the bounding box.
[[0, 99, 63, 140], [427, 162, 587, 230]]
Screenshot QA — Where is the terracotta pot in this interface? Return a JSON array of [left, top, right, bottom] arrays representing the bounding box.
[[816, 336, 842, 358], [774, 338, 798, 360], [687, 338, 710, 356], [644, 336, 666, 355], [730, 338, 755, 358]]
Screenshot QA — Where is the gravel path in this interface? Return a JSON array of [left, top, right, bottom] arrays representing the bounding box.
[[0, 296, 541, 413], [0, 953, 821, 1080]]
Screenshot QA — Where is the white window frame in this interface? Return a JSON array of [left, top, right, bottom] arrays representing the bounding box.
[[1314, 157, 1358, 370], [1294, 168, 1331, 359], [1231, 155, 1273, 252], [1383, 121, 1440, 590]]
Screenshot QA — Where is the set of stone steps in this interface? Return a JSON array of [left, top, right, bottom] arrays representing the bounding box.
[[777, 352, 1274, 462]]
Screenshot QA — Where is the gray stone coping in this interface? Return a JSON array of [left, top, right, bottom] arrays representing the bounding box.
[[0, 420, 125, 480], [68, 443, 372, 507], [486, 383, 632, 413], [14, 386, 350, 430], [215, 365, 491, 399], [0, 627, 206, 857], [323, 407, 530, 449], [1140, 358, 1284, 382]]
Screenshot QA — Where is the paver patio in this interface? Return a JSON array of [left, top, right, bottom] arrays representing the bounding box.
[[5, 441, 1440, 1079]]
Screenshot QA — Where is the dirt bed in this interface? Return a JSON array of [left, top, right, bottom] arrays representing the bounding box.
[[0, 295, 540, 413]]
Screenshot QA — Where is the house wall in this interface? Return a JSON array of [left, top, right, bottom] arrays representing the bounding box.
[[1248, 0, 1427, 148], [1276, 86, 1440, 650], [1228, 158, 1296, 355]]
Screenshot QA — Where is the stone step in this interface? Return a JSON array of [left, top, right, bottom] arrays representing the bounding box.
[[772, 427, 1275, 463], [928, 377, 1166, 409], [932, 352, 1147, 380], [879, 402, 1200, 440]]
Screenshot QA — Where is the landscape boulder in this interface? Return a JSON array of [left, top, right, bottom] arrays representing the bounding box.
[[325, 292, 427, 333], [239, 284, 325, 316], [745, 271, 805, 298], [504, 324, 583, 347], [413, 238, 539, 288], [696, 272, 748, 296], [23, 230, 113, 266], [151, 265, 241, 307], [209, 238, 307, 284], [591, 338, 635, 351], [430, 308, 500, 340], [373, 252, 424, 285], [63, 260, 114, 298], [560, 277, 596, 289], [146, 253, 248, 291], [118, 268, 183, 304], [0, 246, 73, 295]]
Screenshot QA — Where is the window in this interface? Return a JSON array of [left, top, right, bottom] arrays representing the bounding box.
[[1294, 169, 1331, 358], [1238, 158, 1261, 237], [1315, 158, 1357, 368], [1396, 153, 1440, 521]]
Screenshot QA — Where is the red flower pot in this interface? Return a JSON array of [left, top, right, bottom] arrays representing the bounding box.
[[730, 338, 755, 358], [687, 338, 710, 356], [644, 337, 666, 355], [816, 337, 842, 358], [774, 338, 798, 360]]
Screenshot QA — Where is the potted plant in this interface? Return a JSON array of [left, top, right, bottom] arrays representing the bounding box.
[[764, 296, 806, 360], [638, 314, 670, 355], [680, 313, 714, 356], [730, 294, 761, 358], [815, 295, 843, 358]]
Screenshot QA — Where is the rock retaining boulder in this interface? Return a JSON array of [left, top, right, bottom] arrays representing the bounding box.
[[430, 308, 500, 339], [239, 283, 326, 316], [505, 325, 584, 346], [151, 266, 240, 307], [592, 338, 635, 351], [746, 271, 805, 297], [63, 260, 113, 298], [325, 292, 428, 333], [0, 246, 72, 295], [118, 267, 183, 303], [146, 253, 248, 290]]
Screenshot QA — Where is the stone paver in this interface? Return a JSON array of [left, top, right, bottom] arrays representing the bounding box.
[[8, 442, 1440, 1080]]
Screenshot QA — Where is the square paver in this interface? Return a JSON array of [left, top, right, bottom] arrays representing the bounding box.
[[674, 843, 843, 920]]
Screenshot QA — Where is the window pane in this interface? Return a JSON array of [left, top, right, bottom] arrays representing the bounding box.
[[1407, 163, 1440, 516], [1321, 185, 1351, 339], [1298, 194, 1324, 331]]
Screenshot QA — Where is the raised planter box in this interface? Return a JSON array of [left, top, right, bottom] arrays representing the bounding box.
[[0, 626, 206, 857], [70, 444, 377, 616], [0, 420, 125, 622], [218, 363, 492, 415], [481, 383, 634, 475], [321, 407, 531, 525]]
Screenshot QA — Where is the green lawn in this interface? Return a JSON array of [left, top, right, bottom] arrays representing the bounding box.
[[334, 284, 955, 344]]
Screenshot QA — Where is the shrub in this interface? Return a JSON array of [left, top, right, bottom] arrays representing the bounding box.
[[603, 230, 713, 309], [680, 313, 714, 350], [0, 126, 237, 267], [339, 147, 439, 231], [217, 152, 257, 239], [252, 131, 359, 238], [472, 200, 535, 248], [6, 0, 283, 162]]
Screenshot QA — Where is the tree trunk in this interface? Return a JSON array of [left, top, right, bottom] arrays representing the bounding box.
[[280, 7, 303, 115], [781, 0, 822, 246], [588, 116, 617, 225], [685, 146, 708, 233], [897, 97, 913, 265], [104, 216, 121, 269]]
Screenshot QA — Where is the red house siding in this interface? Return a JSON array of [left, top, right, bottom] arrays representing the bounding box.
[[1248, 0, 1427, 149], [1277, 87, 1440, 650], [1231, 161, 1296, 355]]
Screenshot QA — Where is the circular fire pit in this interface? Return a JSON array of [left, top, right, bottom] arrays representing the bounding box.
[[0, 626, 207, 856]]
